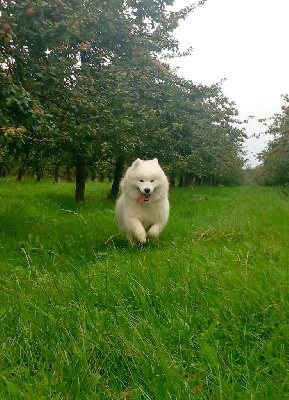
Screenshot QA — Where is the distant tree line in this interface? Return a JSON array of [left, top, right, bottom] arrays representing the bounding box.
[[0, 0, 246, 200], [255, 95, 289, 186]]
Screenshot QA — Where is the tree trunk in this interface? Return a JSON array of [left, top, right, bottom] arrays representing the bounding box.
[[54, 165, 60, 182], [169, 175, 176, 187], [108, 156, 125, 199], [75, 155, 86, 202], [17, 168, 25, 182], [66, 167, 72, 182]]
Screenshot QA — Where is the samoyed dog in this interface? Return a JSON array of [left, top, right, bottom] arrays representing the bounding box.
[[115, 158, 169, 244]]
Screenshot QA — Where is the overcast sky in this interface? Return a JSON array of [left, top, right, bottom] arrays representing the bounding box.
[[169, 0, 289, 166]]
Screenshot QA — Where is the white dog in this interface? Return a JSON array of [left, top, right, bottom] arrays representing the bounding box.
[[115, 158, 169, 244]]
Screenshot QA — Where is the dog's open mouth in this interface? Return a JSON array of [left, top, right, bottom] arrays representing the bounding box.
[[137, 192, 151, 203]]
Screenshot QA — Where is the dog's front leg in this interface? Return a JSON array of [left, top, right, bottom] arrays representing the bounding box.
[[147, 223, 162, 239], [129, 217, 146, 244]]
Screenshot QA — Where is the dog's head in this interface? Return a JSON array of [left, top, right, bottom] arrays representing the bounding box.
[[122, 158, 168, 203]]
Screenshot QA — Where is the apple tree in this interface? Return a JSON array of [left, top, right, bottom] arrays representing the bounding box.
[[0, 0, 207, 200], [155, 78, 246, 186], [257, 95, 289, 185]]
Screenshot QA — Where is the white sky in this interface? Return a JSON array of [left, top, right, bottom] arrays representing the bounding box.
[[169, 0, 289, 167]]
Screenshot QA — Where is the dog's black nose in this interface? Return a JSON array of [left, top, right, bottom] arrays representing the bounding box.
[[144, 188, 151, 194]]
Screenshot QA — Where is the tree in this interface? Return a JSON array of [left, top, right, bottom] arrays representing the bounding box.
[[160, 80, 246, 186], [0, 0, 207, 200], [0, 70, 51, 180], [258, 95, 289, 185], [2, 0, 245, 196]]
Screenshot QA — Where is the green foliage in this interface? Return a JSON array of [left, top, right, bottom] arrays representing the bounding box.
[[258, 95, 289, 185], [0, 180, 289, 398], [1, 0, 245, 195]]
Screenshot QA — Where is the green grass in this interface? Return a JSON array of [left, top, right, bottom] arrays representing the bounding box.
[[0, 179, 288, 399]]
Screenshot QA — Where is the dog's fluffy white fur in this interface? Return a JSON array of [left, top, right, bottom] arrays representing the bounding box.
[[115, 158, 169, 244]]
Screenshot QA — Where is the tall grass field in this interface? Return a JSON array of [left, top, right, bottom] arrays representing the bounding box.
[[0, 179, 288, 399]]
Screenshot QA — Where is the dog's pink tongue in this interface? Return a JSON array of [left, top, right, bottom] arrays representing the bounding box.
[[137, 193, 150, 203]]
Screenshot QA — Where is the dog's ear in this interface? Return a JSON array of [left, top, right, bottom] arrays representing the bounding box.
[[132, 158, 142, 168], [152, 158, 159, 164]]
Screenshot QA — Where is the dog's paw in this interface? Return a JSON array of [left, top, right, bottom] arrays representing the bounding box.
[[136, 233, 147, 244], [147, 225, 161, 238]]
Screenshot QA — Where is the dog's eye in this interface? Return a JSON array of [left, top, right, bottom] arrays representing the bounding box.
[[140, 179, 144, 182], [151, 180, 155, 182]]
